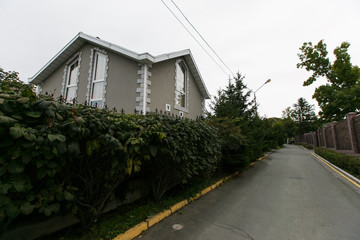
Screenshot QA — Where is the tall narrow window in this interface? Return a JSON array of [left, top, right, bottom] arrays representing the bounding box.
[[65, 60, 79, 103], [90, 52, 107, 107], [175, 61, 187, 108]]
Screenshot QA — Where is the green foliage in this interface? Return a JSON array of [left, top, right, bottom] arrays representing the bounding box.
[[296, 143, 313, 149], [210, 73, 255, 119], [278, 117, 298, 138], [315, 147, 360, 178], [41, 176, 221, 240], [140, 115, 221, 201], [207, 117, 245, 170], [0, 69, 130, 229], [292, 97, 317, 134], [0, 67, 221, 229], [210, 74, 289, 168], [297, 40, 360, 121]]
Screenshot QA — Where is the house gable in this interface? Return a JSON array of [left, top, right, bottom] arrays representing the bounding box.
[[150, 57, 205, 118], [29, 32, 210, 117], [29, 32, 210, 100]]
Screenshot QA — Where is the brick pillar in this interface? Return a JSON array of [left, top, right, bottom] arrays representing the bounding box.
[[331, 121, 338, 150], [323, 126, 328, 148], [317, 128, 323, 146], [346, 112, 359, 153], [313, 131, 318, 148]]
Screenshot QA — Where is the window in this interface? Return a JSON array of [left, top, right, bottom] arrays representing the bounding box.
[[175, 61, 187, 109], [65, 59, 79, 103], [166, 104, 171, 111], [90, 52, 107, 107]]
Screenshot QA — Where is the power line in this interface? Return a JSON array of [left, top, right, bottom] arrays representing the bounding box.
[[160, 0, 230, 77], [170, 0, 235, 78]]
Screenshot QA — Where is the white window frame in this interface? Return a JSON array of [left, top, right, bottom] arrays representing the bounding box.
[[174, 59, 189, 113], [87, 48, 109, 108], [62, 52, 81, 103], [65, 59, 79, 103]]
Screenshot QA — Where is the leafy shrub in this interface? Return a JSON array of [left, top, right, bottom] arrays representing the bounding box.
[[0, 71, 69, 229], [0, 72, 133, 229], [0, 69, 222, 229], [133, 114, 221, 201], [315, 147, 360, 178]]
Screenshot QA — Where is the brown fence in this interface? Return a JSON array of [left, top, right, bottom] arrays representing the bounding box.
[[295, 112, 360, 156]]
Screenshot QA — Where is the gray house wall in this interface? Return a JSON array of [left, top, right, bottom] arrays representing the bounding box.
[[39, 60, 68, 98], [40, 44, 91, 104], [187, 70, 204, 119], [39, 44, 139, 113], [38, 44, 204, 119], [151, 58, 204, 118], [150, 59, 176, 113], [105, 49, 138, 113]]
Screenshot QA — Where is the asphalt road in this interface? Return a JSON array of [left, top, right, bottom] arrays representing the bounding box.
[[139, 144, 360, 240]]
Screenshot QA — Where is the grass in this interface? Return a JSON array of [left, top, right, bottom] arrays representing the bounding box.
[[41, 176, 223, 240]]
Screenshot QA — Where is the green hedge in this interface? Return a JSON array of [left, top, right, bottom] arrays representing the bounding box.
[[315, 147, 360, 178], [0, 75, 221, 229], [207, 117, 246, 170]]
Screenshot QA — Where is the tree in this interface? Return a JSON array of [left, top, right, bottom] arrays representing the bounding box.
[[297, 40, 360, 122], [210, 73, 256, 119], [282, 106, 294, 120], [292, 97, 317, 134], [0, 67, 19, 82]]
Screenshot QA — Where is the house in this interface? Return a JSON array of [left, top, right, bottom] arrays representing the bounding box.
[[29, 32, 210, 119]]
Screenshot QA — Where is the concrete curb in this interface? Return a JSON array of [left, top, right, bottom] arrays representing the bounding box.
[[112, 154, 268, 240]]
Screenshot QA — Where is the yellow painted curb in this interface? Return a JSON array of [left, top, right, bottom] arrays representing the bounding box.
[[201, 186, 212, 196], [188, 193, 201, 202], [113, 221, 148, 240], [223, 175, 232, 181], [249, 154, 267, 167], [145, 209, 172, 228], [209, 183, 218, 190], [112, 168, 255, 240], [312, 153, 360, 189], [216, 179, 223, 186], [170, 200, 188, 213]]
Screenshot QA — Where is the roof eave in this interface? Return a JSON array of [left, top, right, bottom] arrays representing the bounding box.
[[28, 33, 210, 99], [29, 32, 147, 84], [29, 32, 84, 84]]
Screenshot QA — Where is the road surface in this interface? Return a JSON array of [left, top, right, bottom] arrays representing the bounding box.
[[139, 144, 360, 240]]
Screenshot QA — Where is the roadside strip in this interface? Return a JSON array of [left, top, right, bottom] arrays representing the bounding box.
[[311, 153, 360, 189], [113, 154, 267, 240]]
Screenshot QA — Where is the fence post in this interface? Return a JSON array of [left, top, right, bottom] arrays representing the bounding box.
[[331, 121, 338, 150], [346, 112, 359, 154]]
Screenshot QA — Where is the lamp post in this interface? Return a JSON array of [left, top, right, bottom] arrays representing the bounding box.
[[253, 79, 271, 110]]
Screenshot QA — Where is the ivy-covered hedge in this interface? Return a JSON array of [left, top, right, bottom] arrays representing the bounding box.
[[0, 73, 221, 230], [315, 147, 360, 178]]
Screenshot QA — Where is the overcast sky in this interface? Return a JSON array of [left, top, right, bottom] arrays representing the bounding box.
[[1, 0, 359, 117]]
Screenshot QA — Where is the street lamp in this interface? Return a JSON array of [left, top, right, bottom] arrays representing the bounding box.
[[253, 79, 271, 110], [254, 79, 271, 94]]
